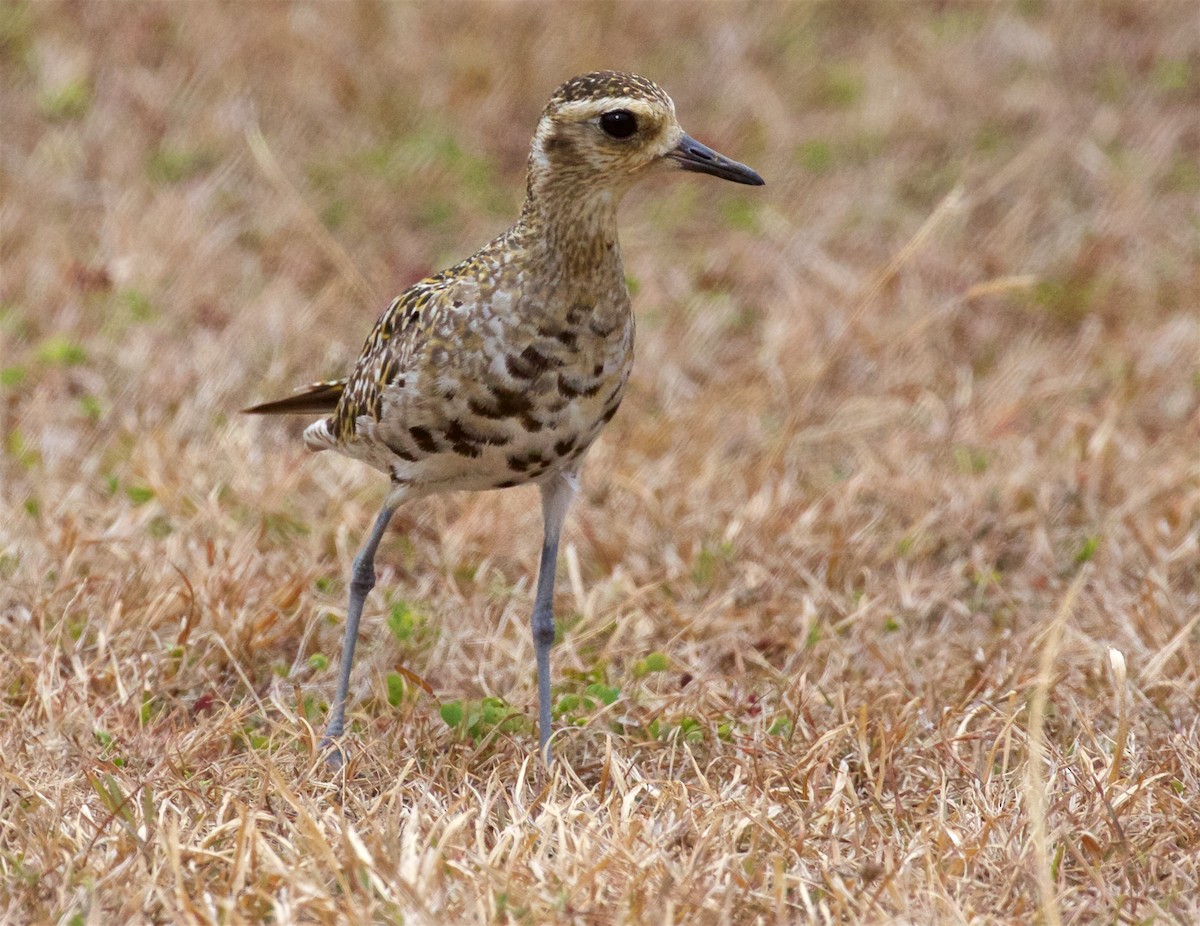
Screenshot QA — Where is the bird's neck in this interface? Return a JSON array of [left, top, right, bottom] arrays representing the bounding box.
[[519, 180, 625, 287]]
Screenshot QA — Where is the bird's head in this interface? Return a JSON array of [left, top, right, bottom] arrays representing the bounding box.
[[527, 71, 764, 198]]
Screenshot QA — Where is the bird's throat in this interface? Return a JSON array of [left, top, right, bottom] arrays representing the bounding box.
[[522, 187, 624, 287]]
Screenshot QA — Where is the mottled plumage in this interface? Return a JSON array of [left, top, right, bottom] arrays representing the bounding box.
[[299, 217, 632, 496], [245, 71, 763, 765]]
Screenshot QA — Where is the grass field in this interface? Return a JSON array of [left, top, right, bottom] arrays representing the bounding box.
[[2, 2, 1199, 923]]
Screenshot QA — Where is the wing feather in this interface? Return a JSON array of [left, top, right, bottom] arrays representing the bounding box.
[[242, 379, 346, 415]]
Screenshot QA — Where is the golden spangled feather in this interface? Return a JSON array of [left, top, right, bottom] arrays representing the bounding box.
[[332, 292, 424, 442]]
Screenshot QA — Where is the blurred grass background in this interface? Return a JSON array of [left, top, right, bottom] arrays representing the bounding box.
[[1, 2, 1198, 923]]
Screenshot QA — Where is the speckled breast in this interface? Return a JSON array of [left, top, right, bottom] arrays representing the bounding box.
[[363, 287, 635, 493]]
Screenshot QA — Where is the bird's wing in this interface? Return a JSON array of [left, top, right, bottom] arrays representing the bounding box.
[[241, 279, 437, 428], [330, 284, 445, 444], [244, 227, 514, 443]]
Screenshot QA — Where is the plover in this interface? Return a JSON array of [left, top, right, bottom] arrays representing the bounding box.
[[246, 71, 763, 764]]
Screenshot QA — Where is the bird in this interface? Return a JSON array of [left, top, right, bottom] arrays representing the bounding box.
[[245, 71, 763, 765]]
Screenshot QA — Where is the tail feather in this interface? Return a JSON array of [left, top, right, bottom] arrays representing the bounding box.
[[242, 378, 346, 416]]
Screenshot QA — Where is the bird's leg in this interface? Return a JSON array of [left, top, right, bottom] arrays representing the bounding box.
[[533, 469, 579, 762], [321, 503, 396, 766]]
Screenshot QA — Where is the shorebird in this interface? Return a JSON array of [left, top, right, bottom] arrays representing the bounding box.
[[246, 71, 763, 764]]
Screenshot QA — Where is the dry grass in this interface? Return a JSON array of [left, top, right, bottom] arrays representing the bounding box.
[[2, 2, 1199, 923]]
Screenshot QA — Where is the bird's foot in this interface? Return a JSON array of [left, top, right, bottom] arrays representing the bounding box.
[[319, 735, 348, 770]]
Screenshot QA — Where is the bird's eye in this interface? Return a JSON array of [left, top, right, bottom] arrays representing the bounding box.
[[599, 110, 638, 139]]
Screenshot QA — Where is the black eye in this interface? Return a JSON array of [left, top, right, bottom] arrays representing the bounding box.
[[599, 110, 638, 139]]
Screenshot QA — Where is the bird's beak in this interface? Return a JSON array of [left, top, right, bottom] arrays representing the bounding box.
[[667, 134, 764, 186]]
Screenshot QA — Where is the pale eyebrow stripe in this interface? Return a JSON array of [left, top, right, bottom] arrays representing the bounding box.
[[553, 98, 667, 120]]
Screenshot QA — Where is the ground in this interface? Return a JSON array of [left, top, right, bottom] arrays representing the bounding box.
[[1, 2, 1198, 924]]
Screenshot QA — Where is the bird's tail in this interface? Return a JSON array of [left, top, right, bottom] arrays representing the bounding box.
[[242, 378, 346, 415]]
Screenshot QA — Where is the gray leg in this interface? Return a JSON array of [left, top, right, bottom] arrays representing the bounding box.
[[533, 470, 579, 762], [321, 503, 396, 766]]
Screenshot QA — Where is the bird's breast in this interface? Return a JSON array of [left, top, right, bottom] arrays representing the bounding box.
[[359, 293, 634, 492]]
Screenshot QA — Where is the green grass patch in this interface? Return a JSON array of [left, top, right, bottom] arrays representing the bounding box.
[[796, 139, 833, 173], [120, 289, 156, 322], [0, 303, 30, 336], [261, 511, 310, 541], [0, 2, 33, 56], [809, 63, 864, 108], [148, 515, 172, 539], [440, 696, 526, 741], [387, 600, 418, 642], [953, 445, 992, 475], [147, 145, 216, 184], [39, 79, 91, 121], [1029, 275, 1105, 324], [555, 684, 620, 721], [386, 672, 406, 707], [768, 715, 793, 738], [78, 394, 102, 422], [633, 652, 669, 677], [1162, 155, 1200, 194], [36, 335, 87, 366], [237, 725, 271, 751], [1075, 535, 1101, 564], [125, 485, 155, 506], [1153, 57, 1194, 94], [655, 715, 705, 745], [7, 429, 39, 469], [693, 540, 734, 586], [320, 197, 351, 230], [720, 198, 758, 232]]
